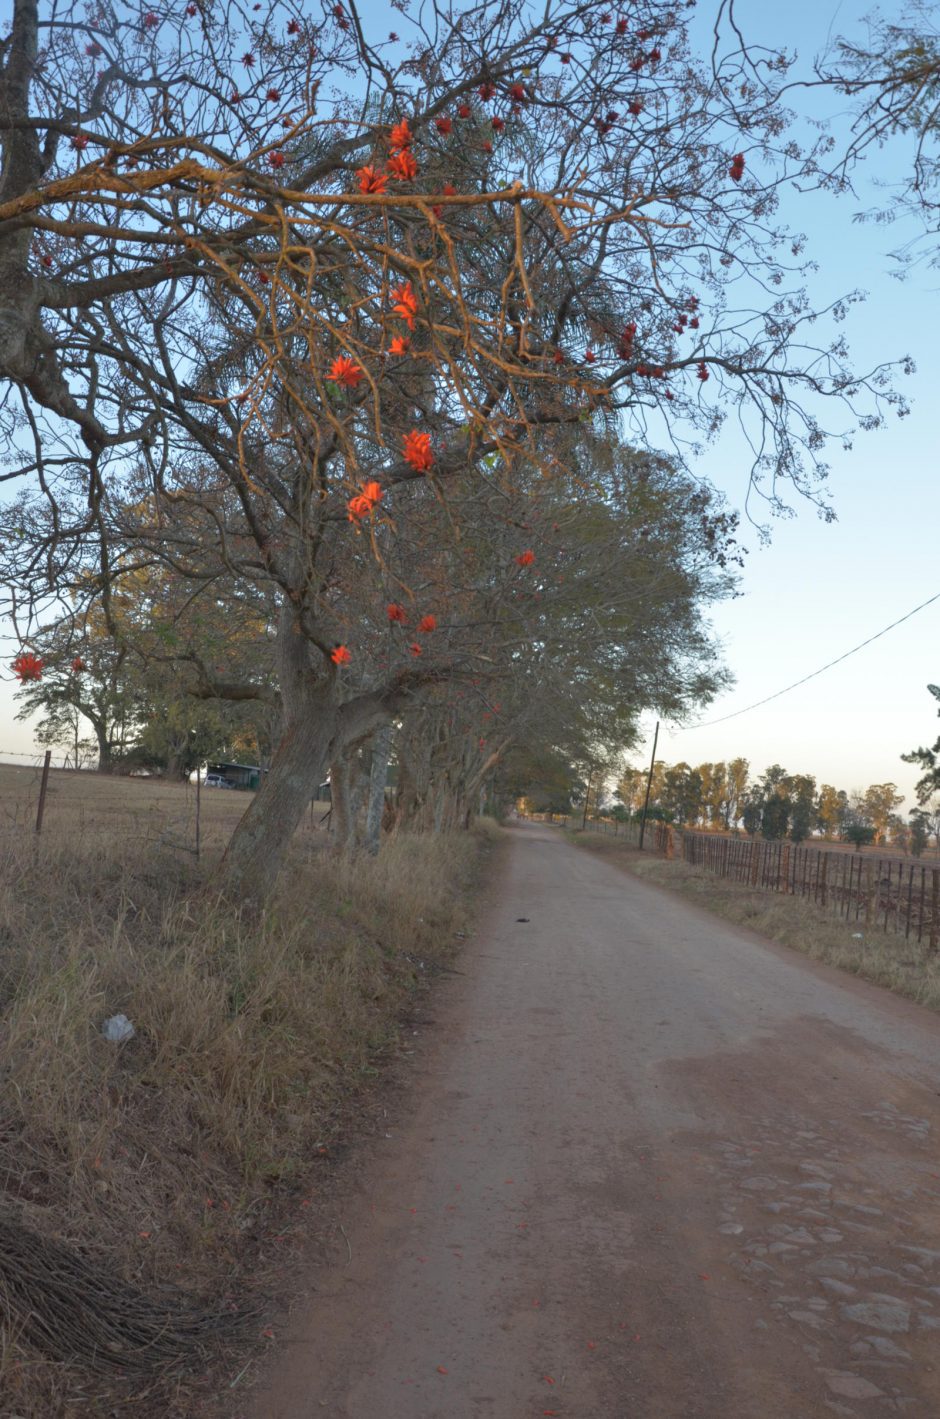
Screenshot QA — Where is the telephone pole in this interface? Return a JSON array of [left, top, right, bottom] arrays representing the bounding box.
[[638, 720, 660, 850]]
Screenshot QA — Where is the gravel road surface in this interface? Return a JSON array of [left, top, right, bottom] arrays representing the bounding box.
[[248, 822, 940, 1418]]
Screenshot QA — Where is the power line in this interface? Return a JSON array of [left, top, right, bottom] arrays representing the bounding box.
[[681, 589, 940, 731]]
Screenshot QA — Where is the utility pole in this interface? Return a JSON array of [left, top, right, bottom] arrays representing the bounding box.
[[638, 720, 660, 850], [581, 768, 594, 830]]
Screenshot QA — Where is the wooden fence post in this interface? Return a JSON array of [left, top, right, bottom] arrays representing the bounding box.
[[34, 750, 52, 834]]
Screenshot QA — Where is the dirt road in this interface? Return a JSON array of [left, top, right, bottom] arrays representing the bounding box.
[[246, 822, 940, 1418]]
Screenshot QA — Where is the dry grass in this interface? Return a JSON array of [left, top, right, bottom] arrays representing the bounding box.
[[0, 768, 499, 1416], [571, 831, 940, 1013]]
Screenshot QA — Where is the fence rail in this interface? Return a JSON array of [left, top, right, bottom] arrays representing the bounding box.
[[680, 832, 940, 950], [543, 813, 940, 952]]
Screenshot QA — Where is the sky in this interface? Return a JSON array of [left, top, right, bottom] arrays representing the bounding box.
[[0, 0, 938, 809], [632, 0, 940, 807]]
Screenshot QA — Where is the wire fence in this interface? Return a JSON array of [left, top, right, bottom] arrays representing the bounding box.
[[543, 813, 940, 952], [681, 832, 940, 951]]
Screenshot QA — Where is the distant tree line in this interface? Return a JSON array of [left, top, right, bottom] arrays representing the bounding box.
[[607, 759, 940, 857]]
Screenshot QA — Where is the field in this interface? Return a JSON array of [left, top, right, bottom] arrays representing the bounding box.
[[0, 762, 497, 1417], [0, 761, 331, 856]]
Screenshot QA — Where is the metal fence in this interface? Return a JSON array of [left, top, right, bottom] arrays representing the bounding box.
[[681, 832, 940, 951]]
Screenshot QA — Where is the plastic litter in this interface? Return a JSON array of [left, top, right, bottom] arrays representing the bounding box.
[[101, 1013, 135, 1043]]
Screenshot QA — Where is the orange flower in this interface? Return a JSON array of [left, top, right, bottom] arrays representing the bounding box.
[[346, 480, 383, 522], [417, 614, 437, 634], [328, 354, 364, 387], [330, 645, 351, 665], [516, 549, 535, 566], [388, 117, 412, 152], [390, 281, 417, 328], [12, 651, 43, 682], [443, 183, 457, 196], [389, 335, 409, 355], [387, 148, 418, 181], [356, 164, 388, 193], [403, 429, 433, 472], [387, 603, 408, 623], [409, 642, 423, 657]]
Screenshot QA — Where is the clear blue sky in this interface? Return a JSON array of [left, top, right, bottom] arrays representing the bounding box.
[[1, 0, 937, 809]]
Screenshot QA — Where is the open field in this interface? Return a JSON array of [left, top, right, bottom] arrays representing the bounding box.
[[0, 764, 499, 1417], [571, 830, 940, 1014], [0, 762, 332, 857]]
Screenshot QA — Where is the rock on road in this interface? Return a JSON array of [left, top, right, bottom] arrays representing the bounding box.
[[248, 822, 940, 1418]]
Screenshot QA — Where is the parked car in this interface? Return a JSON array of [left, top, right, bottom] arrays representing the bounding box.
[[204, 773, 233, 789]]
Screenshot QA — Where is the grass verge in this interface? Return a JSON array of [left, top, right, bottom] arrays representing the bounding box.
[[570, 831, 940, 1011], [0, 810, 501, 1417]]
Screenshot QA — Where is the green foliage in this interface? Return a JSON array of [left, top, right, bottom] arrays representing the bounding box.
[[844, 824, 877, 851]]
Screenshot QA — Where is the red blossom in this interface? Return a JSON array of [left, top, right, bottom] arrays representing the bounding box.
[[516, 549, 535, 567], [85, 41, 103, 56], [443, 183, 457, 196], [696, 361, 709, 382], [409, 643, 423, 657], [435, 116, 453, 135], [12, 652, 43, 682], [287, 18, 300, 33], [481, 139, 493, 153], [143, 11, 158, 28], [617, 321, 637, 358], [729, 152, 745, 181], [403, 429, 433, 472], [41, 255, 53, 268], [389, 335, 409, 355], [266, 87, 281, 102], [329, 355, 364, 387], [628, 99, 642, 115], [561, 53, 572, 64], [387, 603, 408, 623], [509, 83, 526, 101], [356, 165, 388, 194], [478, 81, 496, 101], [553, 349, 565, 364], [457, 103, 472, 119], [390, 281, 417, 328], [616, 18, 628, 34], [268, 151, 285, 169], [71, 134, 88, 151], [388, 118, 413, 152], [347, 480, 383, 522], [584, 349, 596, 363], [387, 148, 418, 180], [330, 645, 351, 665], [491, 116, 505, 132], [417, 614, 437, 634], [71, 656, 85, 673], [242, 50, 255, 66]]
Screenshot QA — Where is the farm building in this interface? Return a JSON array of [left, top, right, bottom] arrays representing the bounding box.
[[206, 762, 265, 790]]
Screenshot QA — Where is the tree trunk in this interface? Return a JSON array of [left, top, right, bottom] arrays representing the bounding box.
[[93, 721, 112, 773], [217, 604, 339, 902], [364, 724, 392, 856], [215, 602, 392, 901], [330, 753, 354, 854]]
